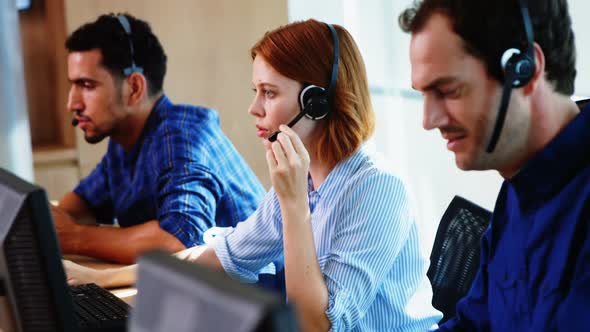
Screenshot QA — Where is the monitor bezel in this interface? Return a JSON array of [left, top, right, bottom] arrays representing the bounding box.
[[132, 250, 299, 332], [0, 167, 77, 332]]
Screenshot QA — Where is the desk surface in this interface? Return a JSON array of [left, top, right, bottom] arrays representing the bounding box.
[[66, 255, 137, 305]]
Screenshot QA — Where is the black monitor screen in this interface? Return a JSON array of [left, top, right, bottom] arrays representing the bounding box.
[[0, 167, 76, 332]]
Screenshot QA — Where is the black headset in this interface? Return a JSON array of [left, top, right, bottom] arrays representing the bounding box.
[[268, 22, 340, 142], [486, 0, 535, 152], [116, 15, 144, 77]]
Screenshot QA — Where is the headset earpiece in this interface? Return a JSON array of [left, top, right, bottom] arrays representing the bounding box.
[[501, 48, 535, 88], [267, 22, 339, 142], [295, 23, 339, 122], [299, 85, 329, 120], [486, 0, 536, 153]]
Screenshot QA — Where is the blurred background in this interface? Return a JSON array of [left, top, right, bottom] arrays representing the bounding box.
[[2, 0, 589, 253]]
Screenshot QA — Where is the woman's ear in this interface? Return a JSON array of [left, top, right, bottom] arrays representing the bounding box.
[[523, 42, 545, 95]]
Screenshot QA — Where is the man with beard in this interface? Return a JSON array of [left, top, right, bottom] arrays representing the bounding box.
[[400, 0, 590, 330], [53, 13, 265, 265]]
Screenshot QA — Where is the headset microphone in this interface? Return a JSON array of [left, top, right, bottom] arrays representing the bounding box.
[[268, 22, 340, 142], [268, 112, 307, 142], [486, 0, 535, 152], [71, 117, 79, 127], [268, 85, 331, 141]]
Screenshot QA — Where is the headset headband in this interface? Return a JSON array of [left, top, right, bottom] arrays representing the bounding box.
[[519, 0, 534, 56], [486, 0, 535, 153], [325, 23, 339, 104], [116, 15, 144, 76]]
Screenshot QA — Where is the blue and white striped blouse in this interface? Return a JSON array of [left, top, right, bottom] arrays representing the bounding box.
[[211, 148, 442, 331]]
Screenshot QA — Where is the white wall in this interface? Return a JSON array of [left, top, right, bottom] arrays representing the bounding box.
[[570, 1, 590, 96]]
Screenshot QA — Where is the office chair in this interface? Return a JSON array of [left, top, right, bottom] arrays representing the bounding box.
[[576, 97, 590, 111], [427, 195, 492, 324]]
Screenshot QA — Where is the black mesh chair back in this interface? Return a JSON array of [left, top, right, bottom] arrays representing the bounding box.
[[576, 98, 590, 112], [427, 195, 492, 323]]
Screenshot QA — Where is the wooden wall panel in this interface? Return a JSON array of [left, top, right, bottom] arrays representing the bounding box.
[[19, 0, 73, 148]]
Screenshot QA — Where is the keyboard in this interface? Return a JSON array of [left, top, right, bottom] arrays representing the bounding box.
[[70, 283, 129, 332]]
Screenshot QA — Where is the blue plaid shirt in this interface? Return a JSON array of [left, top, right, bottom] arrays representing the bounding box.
[[74, 95, 265, 247]]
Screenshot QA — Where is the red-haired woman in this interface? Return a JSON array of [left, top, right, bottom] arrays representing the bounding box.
[[65, 19, 442, 331]]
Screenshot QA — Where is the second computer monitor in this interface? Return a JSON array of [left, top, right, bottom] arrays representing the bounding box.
[[130, 250, 299, 332]]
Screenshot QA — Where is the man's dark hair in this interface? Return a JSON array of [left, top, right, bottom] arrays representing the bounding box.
[[399, 0, 576, 95], [66, 13, 167, 96]]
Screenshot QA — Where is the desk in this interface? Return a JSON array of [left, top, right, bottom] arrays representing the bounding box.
[[65, 255, 137, 305], [0, 256, 136, 332]]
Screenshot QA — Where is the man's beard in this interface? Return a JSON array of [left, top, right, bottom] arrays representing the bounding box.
[[84, 131, 108, 144]]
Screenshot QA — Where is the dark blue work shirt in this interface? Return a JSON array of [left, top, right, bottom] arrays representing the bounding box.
[[439, 104, 590, 331], [74, 95, 265, 248]]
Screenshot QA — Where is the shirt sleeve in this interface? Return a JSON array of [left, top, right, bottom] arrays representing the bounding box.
[[323, 172, 420, 330], [73, 156, 115, 224], [157, 160, 223, 248], [153, 119, 231, 248], [436, 228, 492, 332], [211, 189, 284, 283]]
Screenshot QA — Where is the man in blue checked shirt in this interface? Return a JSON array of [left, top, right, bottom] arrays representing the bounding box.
[[401, 0, 590, 330], [51, 13, 265, 265]]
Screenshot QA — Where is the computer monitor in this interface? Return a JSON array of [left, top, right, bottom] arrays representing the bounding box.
[[130, 250, 299, 332], [0, 167, 77, 331]]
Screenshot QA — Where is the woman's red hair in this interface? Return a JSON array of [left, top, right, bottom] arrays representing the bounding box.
[[251, 19, 374, 167]]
